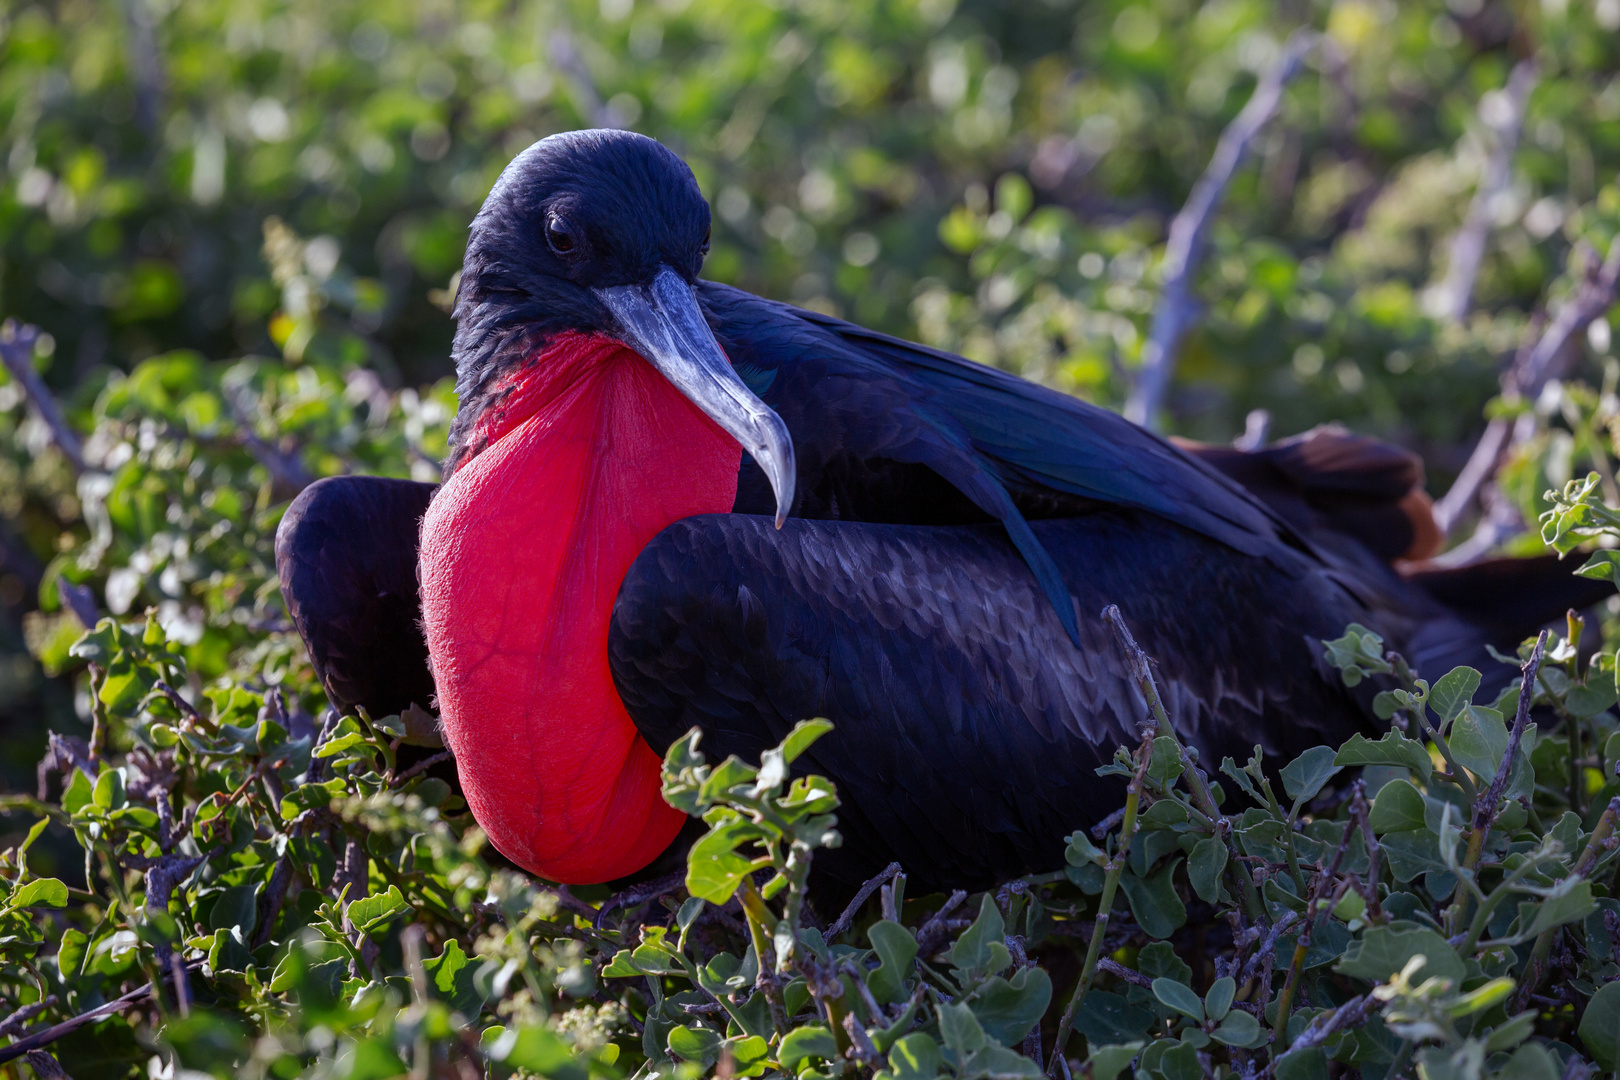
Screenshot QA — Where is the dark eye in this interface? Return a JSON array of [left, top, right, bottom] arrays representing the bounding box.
[[545, 214, 576, 255], [699, 227, 711, 258]]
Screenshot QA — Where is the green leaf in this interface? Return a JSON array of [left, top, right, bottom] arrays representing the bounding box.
[[1428, 666, 1481, 726], [967, 967, 1051, 1046], [1496, 1043, 1561, 1080], [1119, 857, 1186, 939], [1524, 878, 1595, 937], [345, 885, 409, 936], [1083, 1043, 1144, 1080], [1379, 829, 1448, 883], [92, 767, 126, 811], [1333, 731, 1432, 782], [883, 1033, 943, 1080], [957, 1044, 1043, 1080], [667, 1024, 722, 1068], [8, 878, 68, 909], [1274, 1047, 1328, 1080], [1485, 1010, 1537, 1052], [1074, 990, 1154, 1045], [1192, 835, 1224, 906], [780, 1025, 838, 1072], [61, 768, 94, 816], [945, 894, 1010, 978], [684, 815, 764, 904], [937, 1001, 988, 1055], [1204, 977, 1235, 1022], [1336, 925, 1465, 985], [1576, 549, 1620, 583], [1281, 746, 1341, 805], [1065, 830, 1106, 868], [485, 1024, 584, 1079], [1448, 705, 1508, 780], [724, 1034, 770, 1077], [422, 939, 486, 1016], [1147, 736, 1184, 785], [1369, 778, 1426, 833], [779, 718, 834, 763], [206, 884, 257, 935], [867, 920, 918, 1005], [1188, 837, 1227, 903], [1211, 1010, 1262, 1047], [1151, 977, 1203, 1021]]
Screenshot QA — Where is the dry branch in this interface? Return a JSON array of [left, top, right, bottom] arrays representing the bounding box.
[[1433, 233, 1620, 553], [1432, 60, 1539, 324], [0, 320, 85, 472], [1124, 32, 1315, 429]]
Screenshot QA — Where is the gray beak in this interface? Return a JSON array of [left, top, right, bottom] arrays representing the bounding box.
[[594, 267, 796, 528]]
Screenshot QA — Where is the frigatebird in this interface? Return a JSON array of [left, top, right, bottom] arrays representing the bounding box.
[[277, 129, 1603, 896]]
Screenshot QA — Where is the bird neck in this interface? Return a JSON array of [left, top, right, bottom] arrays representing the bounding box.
[[419, 330, 741, 883]]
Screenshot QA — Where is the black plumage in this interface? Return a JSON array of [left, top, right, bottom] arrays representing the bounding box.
[[276, 129, 1610, 894]]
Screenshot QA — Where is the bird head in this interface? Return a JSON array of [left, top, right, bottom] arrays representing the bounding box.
[[447, 128, 795, 525]]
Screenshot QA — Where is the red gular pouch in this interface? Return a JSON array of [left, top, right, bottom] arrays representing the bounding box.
[[419, 330, 741, 883]]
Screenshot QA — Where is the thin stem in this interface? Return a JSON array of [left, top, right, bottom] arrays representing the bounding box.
[[1101, 605, 1266, 922], [1047, 727, 1154, 1076]]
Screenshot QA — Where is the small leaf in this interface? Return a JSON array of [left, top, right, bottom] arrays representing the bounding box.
[[1065, 830, 1106, 868], [1333, 731, 1432, 782], [1151, 977, 1203, 1021], [1187, 837, 1226, 903], [1119, 858, 1186, 939], [1211, 1010, 1262, 1047], [1582, 983, 1620, 1072], [883, 1033, 943, 1080], [8, 878, 68, 909], [780, 1026, 838, 1072], [1280, 746, 1341, 805], [1147, 736, 1183, 785], [945, 895, 1010, 978], [1428, 666, 1482, 726], [1084, 1043, 1144, 1080], [867, 920, 918, 1005], [778, 718, 834, 763], [1336, 925, 1465, 985], [1448, 705, 1508, 780], [1524, 878, 1595, 937], [1369, 779, 1426, 834], [1204, 977, 1235, 1022]]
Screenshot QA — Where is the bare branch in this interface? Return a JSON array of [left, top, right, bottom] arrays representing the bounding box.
[[0, 320, 85, 472], [1472, 630, 1547, 835], [826, 861, 902, 941], [0, 967, 197, 1065], [1433, 234, 1620, 544], [1432, 60, 1539, 324], [1125, 32, 1315, 429], [549, 29, 622, 129], [224, 384, 314, 500]]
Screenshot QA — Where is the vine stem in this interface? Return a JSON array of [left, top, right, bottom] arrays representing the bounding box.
[[1101, 606, 1266, 922], [1045, 726, 1155, 1077], [738, 877, 791, 1039]]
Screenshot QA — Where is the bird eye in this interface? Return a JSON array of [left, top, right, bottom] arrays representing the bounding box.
[[545, 215, 576, 256], [699, 227, 711, 259]]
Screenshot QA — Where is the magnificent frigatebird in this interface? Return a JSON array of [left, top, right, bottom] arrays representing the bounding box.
[[277, 129, 1602, 896]]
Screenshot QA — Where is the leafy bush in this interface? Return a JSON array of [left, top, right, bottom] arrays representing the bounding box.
[[9, 449, 1620, 1077]]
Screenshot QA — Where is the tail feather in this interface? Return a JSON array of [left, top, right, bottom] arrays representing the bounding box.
[[1404, 555, 1615, 646]]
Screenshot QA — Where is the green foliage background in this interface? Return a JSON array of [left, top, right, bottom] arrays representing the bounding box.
[[8, 0, 1620, 1077]]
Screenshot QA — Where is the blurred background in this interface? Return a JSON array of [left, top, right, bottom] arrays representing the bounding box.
[[4, 0, 1620, 839]]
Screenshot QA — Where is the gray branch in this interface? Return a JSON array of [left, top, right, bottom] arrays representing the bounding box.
[[1124, 31, 1315, 429], [0, 320, 85, 472], [1433, 60, 1539, 325], [1432, 232, 1620, 546]]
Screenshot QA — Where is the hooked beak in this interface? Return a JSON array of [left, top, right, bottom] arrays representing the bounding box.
[[595, 267, 796, 528]]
